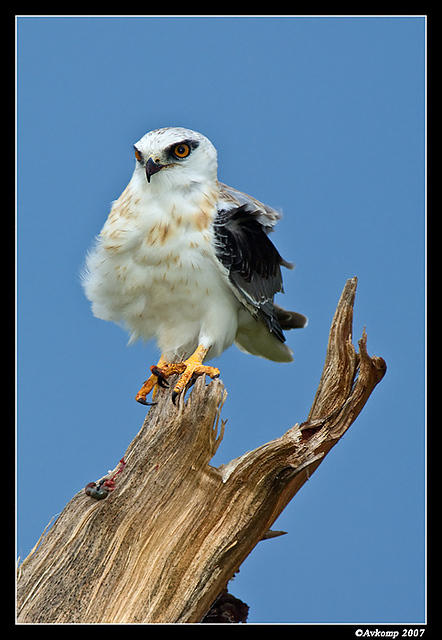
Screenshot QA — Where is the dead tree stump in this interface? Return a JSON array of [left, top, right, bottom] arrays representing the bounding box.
[[16, 276, 386, 623]]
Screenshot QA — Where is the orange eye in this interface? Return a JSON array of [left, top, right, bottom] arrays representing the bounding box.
[[134, 147, 142, 162], [173, 143, 190, 159]]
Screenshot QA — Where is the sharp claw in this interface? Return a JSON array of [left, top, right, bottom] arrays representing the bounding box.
[[146, 354, 221, 407], [136, 396, 157, 406], [151, 366, 169, 388]]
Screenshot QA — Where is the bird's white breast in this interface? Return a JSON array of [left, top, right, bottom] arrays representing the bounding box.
[[83, 176, 239, 360]]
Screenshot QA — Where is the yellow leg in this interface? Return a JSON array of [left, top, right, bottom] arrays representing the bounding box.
[[135, 355, 167, 405], [135, 346, 220, 405], [169, 345, 220, 404]]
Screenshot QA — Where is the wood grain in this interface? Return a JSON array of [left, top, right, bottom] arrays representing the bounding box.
[[17, 277, 386, 623]]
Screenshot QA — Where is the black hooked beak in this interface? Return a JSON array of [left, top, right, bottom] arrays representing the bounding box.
[[145, 157, 164, 183]]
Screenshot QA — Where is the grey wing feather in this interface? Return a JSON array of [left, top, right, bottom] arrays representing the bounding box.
[[218, 182, 282, 230], [213, 183, 305, 343], [218, 182, 293, 269]]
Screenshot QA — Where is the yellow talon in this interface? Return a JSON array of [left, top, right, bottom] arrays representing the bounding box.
[[135, 355, 167, 405], [135, 346, 220, 405]]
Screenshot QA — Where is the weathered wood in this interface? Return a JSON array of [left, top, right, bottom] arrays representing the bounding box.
[[16, 276, 386, 623]]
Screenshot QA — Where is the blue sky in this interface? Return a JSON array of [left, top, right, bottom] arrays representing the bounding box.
[[16, 16, 426, 624]]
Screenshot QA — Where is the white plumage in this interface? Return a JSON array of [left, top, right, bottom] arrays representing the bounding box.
[[82, 127, 306, 402]]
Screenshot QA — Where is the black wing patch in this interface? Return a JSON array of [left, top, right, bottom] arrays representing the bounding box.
[[213, 205, 289, 342]]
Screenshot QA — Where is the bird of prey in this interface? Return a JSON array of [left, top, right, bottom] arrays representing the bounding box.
[[82, 127, 307, 404]]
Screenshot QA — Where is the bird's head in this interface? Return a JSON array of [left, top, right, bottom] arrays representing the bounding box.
[[132, 127, 218, 190]]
